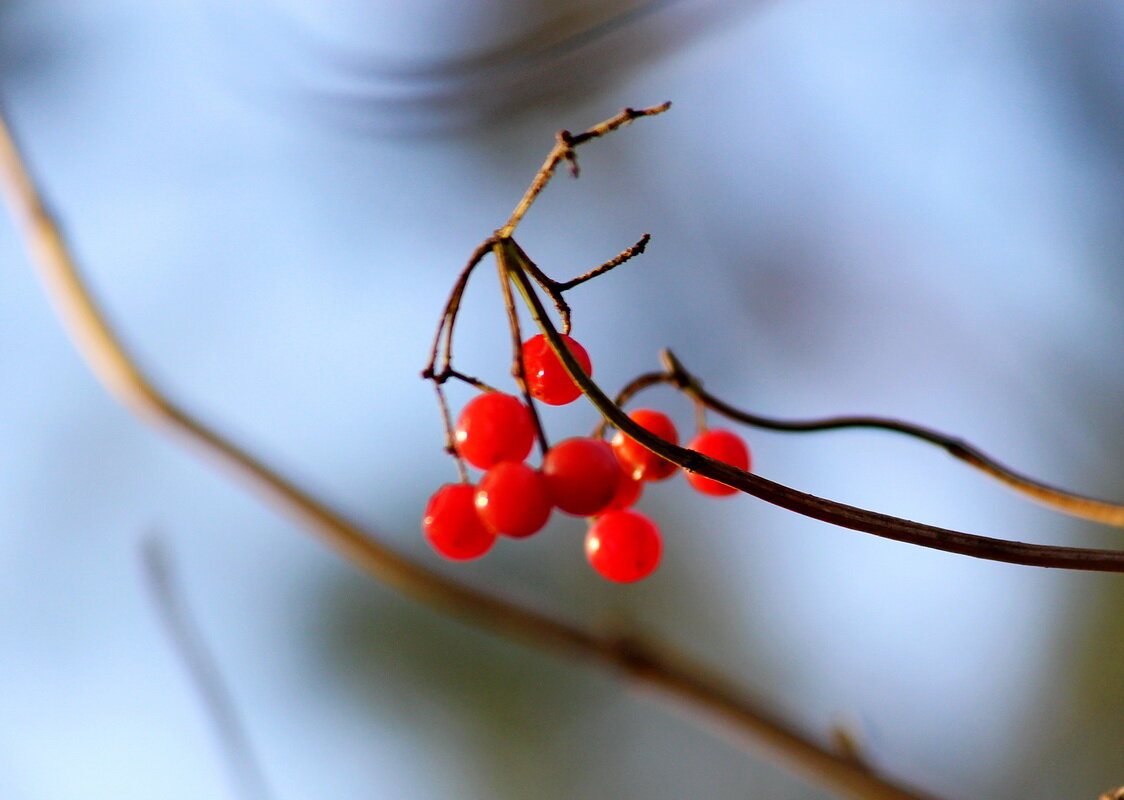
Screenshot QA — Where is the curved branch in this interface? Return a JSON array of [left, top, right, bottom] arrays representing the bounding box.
[[675, 356, 1124, 527], [501, 238, 1124, 572], [610, 357, 1124, 529], [0, 106, 936, 800]]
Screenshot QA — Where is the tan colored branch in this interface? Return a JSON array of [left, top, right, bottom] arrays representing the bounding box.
[[0, 103, 942, 800]]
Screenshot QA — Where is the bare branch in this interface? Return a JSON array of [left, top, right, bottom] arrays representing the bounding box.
[[557, 233, 651, 291], [498, 103, 671, 236], [502, 238, 1124, 572], [659, 350, 1124, 528], [494, 245, 550, 456], [0, 103, 936, 800]]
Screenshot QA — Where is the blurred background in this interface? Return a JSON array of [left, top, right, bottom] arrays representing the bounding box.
[[2, 1, 1124, 798]]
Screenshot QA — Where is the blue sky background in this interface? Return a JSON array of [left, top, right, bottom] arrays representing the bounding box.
[[3, 2, 1124, 798]]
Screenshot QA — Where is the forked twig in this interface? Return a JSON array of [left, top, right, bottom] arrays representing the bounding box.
[[517, 233, 652, 335], [0, 103, 937, 800], [498, 103, 671, 236]]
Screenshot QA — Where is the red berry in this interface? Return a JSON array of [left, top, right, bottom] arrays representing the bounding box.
[[542, 437, 624, 516], [521, 333, 592, 406], [585, 510, 662, 583], [611, 408, 679, 482], [475, 461, 553, 538], [454, 392, 535, 469], [605, 473, 643, 511], [686, 428, 751, 497], [422, 483, 497, 560]]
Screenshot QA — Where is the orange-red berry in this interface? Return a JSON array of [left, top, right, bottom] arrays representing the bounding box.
[[685, 428, 751, 497], [542, 437, 624, 516], [475, 461, 553, 538], [521, 333, 592, 406], [605, 473, 643, 511], [454, 392, 535, 469], [611, 408, 679, 482], [422, 483, 497, 560], [585, 510, 662, 582]]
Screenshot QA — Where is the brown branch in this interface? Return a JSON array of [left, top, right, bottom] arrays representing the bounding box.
[[0, 105, 937, 800], [495, 249, 550, 456], [497, 103, 671, 236], [557, 232, 651, 291], [515, 232, 652, 336], [651, 350, 1124, 528], [517, 254, 573, 334], [422, 236, 495, 382], [502, 237, 1124, 572]]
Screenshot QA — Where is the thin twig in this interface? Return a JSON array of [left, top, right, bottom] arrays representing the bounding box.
[[444, 368, 498, 392], [518, 254, 573, 334], [654, 350, 1124, 528], [495, 247, 550, 456], [423, 236, 494, 381], [593, 370, 676, 439], [432, 381, 468, 482], [0, 102, 939, 800], [141, 535, 274, 800], [422, 239, 498, 479], [502, 238, 1124, 572], [498, 103, 671, 236], [557, 233, 651, 291]]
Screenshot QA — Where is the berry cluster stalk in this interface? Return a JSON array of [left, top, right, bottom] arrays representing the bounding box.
[[12, 92, 1124, 800]]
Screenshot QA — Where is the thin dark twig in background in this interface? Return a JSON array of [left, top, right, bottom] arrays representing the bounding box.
[[141, 535, 273, 800]]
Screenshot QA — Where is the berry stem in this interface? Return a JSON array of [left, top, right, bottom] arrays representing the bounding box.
[[495, 245, 550, 457], [443, 369, 499, 393], [694, 397, 708, 436], [503, 238, 1124, 571], [423, 236, 495, 382], [661, 349, 1124, 528], [3, 97, 943, 800], [517, 254, 573, 335], [432, 382, 469, 483], [591, 370, 674, 440]]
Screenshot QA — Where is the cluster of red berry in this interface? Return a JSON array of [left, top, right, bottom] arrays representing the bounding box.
[[422, 333, 751, 582]]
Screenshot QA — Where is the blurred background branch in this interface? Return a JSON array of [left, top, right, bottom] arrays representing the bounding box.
[[4, 2, 1124, 798]]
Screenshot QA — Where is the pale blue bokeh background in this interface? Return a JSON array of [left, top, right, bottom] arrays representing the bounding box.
[[3, 2, 1124, 798]]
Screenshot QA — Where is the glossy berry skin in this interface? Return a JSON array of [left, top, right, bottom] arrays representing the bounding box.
[[686, 428, 751, 497], [454, 392, 535, 470], [521, 333, 592, 406], [475, 461, 553, 538], [542, 437, 624, 516], [422, 483, 497, 560], [611, 408, 679, 482], [585, 510, 662, 583], [605, 473, 643, 511]]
